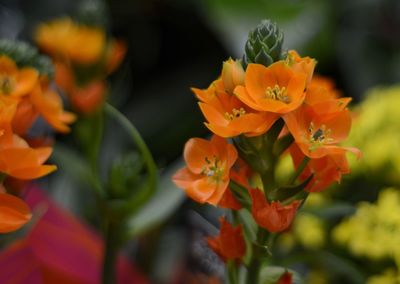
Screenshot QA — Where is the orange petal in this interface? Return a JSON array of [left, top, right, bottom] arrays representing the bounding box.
[[183, 138, 215, 174], [234, 85, 263, 111], [13, 68, 39, 97], [186, 177, 216, 204], [9, 165, 57, 180], [0, 193, 31, 233]]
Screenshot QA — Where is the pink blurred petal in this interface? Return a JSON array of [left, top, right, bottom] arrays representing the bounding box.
[[0, 240, 43, 284], [0, 184, 149, 284]]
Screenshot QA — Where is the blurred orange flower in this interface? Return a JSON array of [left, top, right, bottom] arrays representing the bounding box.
[[35, 18, 106, 65], [29, 81, 76, 133], [0, 55, 38, 97], [207, 217, 246, 262], [249, 188, 300, 232], [172, 135, 237, 205], [69, 81, 106, 114], [0, 193, 31, 233], [234, 62, 307, 113]]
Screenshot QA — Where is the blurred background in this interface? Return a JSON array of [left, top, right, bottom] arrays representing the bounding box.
[[0, 0, 400, 283]]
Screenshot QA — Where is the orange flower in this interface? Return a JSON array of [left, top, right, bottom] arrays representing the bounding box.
[[283, 104, 352, 158], [69, 81, 106, 114], [286, 50, 316, 86], [35, 18, 106, 65], [0, 193, 31, 233], [206, 217, 246, 262], [194, 79, 278, 137], [29, 81, 76, 133], [172, 135, 237, 205], [0, 55, 38, 97], [249, 188, 300, 232], [289, 144, 350, 192], [234, 62, 307, 113]]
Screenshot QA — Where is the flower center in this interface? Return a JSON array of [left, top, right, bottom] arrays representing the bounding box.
[[224, 107, 246, 121], [308, 122, 333, 150], [0, 75, 15, 95], [202, 156, 224, 181], [265, 84, 290, 103]]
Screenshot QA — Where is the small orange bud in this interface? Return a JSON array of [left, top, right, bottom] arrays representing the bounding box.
[[222, 58, 245, 94]]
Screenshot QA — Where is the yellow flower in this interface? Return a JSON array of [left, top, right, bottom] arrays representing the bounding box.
[[367, 269, 399, 284], [293, 213, 325, 249]]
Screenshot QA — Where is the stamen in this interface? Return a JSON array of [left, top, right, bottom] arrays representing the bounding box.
[[202, 156, 224, 181], [224, 107, 246, 121], [308, 123, 333, 150], [0, 76, 14, 95], [265, 84, 290, 103]]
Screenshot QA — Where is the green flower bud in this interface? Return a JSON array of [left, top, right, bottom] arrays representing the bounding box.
[[0, 39, 54, 78], [243, 20, 284, 67]]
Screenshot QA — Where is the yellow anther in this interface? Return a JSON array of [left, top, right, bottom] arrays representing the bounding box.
[[224, 107, 246, 121], [265, 84, 290, 103]]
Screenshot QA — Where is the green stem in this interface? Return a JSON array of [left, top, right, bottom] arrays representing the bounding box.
[[227, 260, 238, 284], [104, 103, 157, 212], [246, 228, 268, 284], [289, 156, 310, 185], [102, 219, 119, 284]]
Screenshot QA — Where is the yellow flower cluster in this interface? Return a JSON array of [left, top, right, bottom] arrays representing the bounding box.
[[367, 269, 400, 284], [333, 188, 400, 260], [346, 85, 400, 184]]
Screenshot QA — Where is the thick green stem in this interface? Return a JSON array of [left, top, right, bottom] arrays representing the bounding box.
[[102, 219, 119, 284]]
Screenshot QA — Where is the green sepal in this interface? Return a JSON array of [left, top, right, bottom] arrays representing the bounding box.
[[269, 174, 313, 202], [229, 180, 251, 209]]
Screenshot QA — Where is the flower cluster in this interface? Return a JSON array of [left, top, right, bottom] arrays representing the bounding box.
[[35, 17, 126, 114], [0, 41, 75, 233], [172, 20, 359, 282], [334, 188, 400, 260]]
